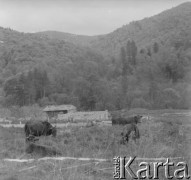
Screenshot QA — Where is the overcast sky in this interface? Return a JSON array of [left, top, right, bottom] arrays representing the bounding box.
[[0, 0, 190, 35]]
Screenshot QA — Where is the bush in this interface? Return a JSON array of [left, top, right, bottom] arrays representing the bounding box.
[[162, 88, 180, 108], [0, 108, 11, 118], [131, 98, 151, 108], [20, 105, 47, 120]]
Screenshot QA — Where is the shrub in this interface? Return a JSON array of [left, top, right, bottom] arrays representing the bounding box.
[[131, 98, 150, 108]]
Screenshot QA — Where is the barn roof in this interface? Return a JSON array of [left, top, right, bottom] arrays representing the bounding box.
[[43, 105, 76, 112]]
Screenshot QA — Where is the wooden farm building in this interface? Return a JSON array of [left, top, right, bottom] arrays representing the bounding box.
[[43, 105, 77, 119]]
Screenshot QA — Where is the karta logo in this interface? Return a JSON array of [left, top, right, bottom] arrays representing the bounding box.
[[113, 156, 190, 179]]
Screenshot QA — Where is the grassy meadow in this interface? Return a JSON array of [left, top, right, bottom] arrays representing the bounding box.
[[0, 109, 190, 180]]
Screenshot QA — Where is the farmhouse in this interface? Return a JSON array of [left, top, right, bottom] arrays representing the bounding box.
[[43, 105, 77, 119]]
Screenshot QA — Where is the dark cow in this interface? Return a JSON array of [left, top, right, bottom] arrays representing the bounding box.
[[120, 123, 140, 144], [112, 115, 142, 125], [24, 121, 56, 141]]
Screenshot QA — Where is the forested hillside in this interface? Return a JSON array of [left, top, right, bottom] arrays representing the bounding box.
[[0, 27, 107, 109], [39, 2, 191, 58], [0, 2, 191, 111], [90, 2, 191, 58]]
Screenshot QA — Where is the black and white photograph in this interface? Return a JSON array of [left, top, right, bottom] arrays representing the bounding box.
[[0, 0, 191, 179]]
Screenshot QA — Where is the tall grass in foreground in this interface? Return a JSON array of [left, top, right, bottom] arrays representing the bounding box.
[[0, 115, 190, 180]]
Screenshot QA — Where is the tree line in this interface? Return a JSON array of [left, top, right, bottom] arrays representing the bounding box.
[[2, 40, 191, 110]]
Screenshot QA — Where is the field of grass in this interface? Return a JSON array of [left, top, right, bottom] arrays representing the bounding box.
[[0, 109, 190, 180]]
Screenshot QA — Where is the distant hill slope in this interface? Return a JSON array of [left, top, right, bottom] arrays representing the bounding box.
[[38, 2, 191, 58], [0, 27, 105, 82], [0, 2, 191, 81], [92, 2, 191, 58], [37, 31, 98, 47]]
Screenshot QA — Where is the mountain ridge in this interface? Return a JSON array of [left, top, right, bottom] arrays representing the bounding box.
[[36, 2, 191, 58]]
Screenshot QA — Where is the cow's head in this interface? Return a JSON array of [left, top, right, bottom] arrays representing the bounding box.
[[43, 121, 57, 137], [134, 115, 143, 124]]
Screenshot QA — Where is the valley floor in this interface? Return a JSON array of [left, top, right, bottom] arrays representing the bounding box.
[[0, 109, 190, 180]]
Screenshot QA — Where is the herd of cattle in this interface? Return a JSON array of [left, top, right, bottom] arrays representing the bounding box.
[[24, 115, 143, 147]]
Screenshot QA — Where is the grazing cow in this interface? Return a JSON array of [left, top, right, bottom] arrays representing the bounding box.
[[24, 121, 56, 141], [120, 123, 140, 144], [112, 115, 142, 125]]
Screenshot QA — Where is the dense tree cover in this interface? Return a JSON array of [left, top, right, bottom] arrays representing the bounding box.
[[2, 37, 190, 110], [3, 68, 49, 106], [0, 3, 191, 110]]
